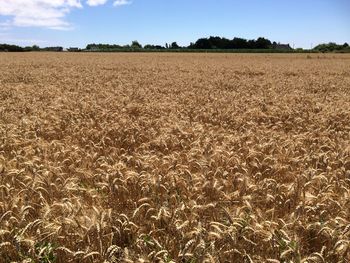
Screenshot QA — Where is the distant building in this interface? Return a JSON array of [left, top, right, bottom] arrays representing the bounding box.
[[67, 47, 80, 52], [273, 43, 292, 50], [276, 44, 292, 50]]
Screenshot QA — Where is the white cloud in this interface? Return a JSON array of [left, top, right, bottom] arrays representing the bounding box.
[[0, 0, 83, 29], [86, 0, 108, 6], [113, 0, 131, 7], [0, 0, 132, 30]]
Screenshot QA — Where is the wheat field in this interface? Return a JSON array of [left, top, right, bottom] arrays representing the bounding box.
[[0, 53, 349, 262]]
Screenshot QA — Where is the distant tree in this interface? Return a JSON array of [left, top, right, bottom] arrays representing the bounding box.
[[165, 43, 169, 49], [272, 41, 277, 49], [192, 38, 212, 49], [131, 40, 142, 49], [86, 43, 123, 50], [31, 45, 40, 51], [343, 42, 349, 48], [207, 36, 230, 49], [187, 36, 274, 50], [170, 42, 180, 49], [231, 37, 249, 49], [313, 42, 348, 52], [86, 44, 95, 50], [42, 46, 63, 52], [247, 40, 256, 49], [0, 44, 24, 52], [144, 44, 165, 49], [255, 37, 272, 49]]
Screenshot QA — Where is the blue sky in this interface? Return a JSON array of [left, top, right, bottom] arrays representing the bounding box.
[[0, 0, 349, 48]]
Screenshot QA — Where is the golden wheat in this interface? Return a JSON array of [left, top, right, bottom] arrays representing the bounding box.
[[0, 52, 349, 262]]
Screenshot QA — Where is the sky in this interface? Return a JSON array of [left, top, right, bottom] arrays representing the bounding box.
[[0, 0, 349, 49]]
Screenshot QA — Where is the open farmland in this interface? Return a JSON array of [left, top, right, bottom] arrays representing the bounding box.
[[0, 53, 350, 262]]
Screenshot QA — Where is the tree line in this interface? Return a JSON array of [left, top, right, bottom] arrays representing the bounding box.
[[86, 37, 282, 51], [0, 44, 63, 52], [313, 42, 349, 53], [1, 37, 349, 52]]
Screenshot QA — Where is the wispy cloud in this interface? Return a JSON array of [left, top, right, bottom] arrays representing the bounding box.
[[86, 0, 108, 6], [0, 20, 11, 30], [0, 32, 47, 45], [113, 0, 132, 7]]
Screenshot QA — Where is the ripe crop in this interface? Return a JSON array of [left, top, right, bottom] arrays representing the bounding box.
[[0, 53, 349, 262]]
